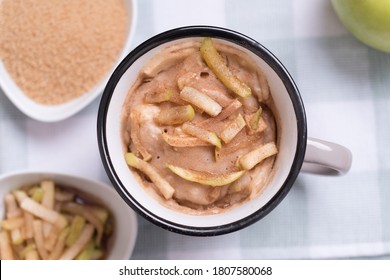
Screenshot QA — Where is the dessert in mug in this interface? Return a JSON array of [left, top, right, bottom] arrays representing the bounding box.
[[121, 38, 278, 215]]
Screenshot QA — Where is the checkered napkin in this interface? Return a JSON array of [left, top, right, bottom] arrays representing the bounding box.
[[1, 0, 389, 259]]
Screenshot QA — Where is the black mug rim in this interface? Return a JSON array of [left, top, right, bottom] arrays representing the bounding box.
[[97, 25, 307, 236]]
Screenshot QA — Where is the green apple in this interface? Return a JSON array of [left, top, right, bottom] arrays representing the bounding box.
[[332, 0, 390, 52]]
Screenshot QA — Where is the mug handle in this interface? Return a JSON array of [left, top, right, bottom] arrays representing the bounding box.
[[302, 138, 352, 176]]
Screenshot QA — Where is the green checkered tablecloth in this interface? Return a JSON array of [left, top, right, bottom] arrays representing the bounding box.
[[1, 0, 390, 259]]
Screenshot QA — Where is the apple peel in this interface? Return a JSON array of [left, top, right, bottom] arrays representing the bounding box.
[[200, 37, 252, 98], [162, 132, 211, 147], [166, 163, 246, 187], [125, 153, 175, 200], [182, 122, 222, 149]]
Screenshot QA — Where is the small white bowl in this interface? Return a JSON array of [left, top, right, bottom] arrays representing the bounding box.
[[0, 170, 138, 260], [0, 0, 137, 122]]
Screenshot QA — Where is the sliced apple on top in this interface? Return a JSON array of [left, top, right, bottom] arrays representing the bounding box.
[[162, 132, 211, 147], [144, 88, 173, 104], [244, 108, 267, 135], [166, 164, 246, 187], [182, 122, 221, 148], [200, 37, 251, 98], [180, 86, 222, 117], [125, 153, 175, 200], [200, 99, 242, 128], [248, 108, 262, 130], [220, 113, 246, 144], [200, 88, 233, 107], [156, 105, 195, 125], [239, 142, 278, 170]]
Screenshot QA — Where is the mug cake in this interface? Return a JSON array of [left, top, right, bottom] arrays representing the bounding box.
[[121, 37, 278, 215]]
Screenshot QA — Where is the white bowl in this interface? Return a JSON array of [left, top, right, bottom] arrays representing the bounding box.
[[0, 170, 138, 260], [0, 0, 137, 122]]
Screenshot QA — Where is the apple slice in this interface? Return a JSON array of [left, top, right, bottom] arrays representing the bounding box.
[[4, 194, 22, 219], [239, 142, 278, 170], [200, 99, 242, 128], [156, 105, 195, 125], [125, 153, 175, 200], [248, 108, 262, 130], [1, 217, 25, 230], [0, 231, 14, 260], [244, 108, 267, 135], [180, 86, 222, 116], [182, 122, 221, 148], [220, 113, 246, 144], [20, 196, 68, 229], [200, 37, 251, 98], [162, 132, 211, 147], [201, 88, 233, 107], [166, 164, 246, 187], [144, 88, 173, 103]]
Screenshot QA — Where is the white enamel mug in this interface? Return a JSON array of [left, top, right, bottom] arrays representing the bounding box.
[[97, 26, 352, 236]]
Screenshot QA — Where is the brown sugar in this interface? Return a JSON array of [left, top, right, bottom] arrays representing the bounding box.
[[0, 0, 128, 105]]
